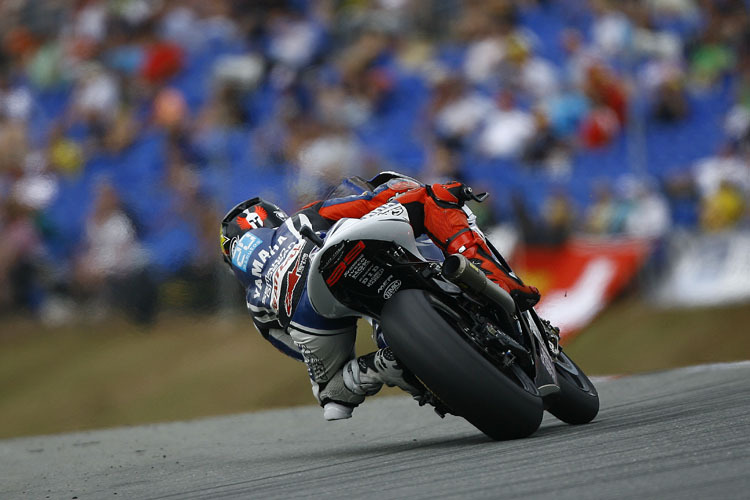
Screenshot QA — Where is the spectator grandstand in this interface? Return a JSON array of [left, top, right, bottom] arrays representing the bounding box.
[[0, 0, 748, 322]]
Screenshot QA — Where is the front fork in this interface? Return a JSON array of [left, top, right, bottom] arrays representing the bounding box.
[[517, 310, 561, 398], [536, 314, 561, 358]]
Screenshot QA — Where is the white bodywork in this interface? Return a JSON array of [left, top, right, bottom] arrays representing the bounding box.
[[306, 202, 426, 319]]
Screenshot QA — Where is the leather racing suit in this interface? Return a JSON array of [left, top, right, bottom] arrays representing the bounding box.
[[227, 174, 539, 414]]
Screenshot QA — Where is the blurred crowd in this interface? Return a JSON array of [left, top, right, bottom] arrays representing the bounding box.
[[0, 0, 748, 324]]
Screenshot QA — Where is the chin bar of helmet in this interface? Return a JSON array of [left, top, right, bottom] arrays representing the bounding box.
[[442, 253, 516, 315]]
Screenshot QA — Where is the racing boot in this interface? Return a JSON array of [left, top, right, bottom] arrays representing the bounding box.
[[449, 235, 540, 311], [343, 347, 424, 399], [422, 183, 540, 311]]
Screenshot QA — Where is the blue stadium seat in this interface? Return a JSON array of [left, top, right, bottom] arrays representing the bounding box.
[[143, 222, 196, 275], [43, 176, 93, 259], [26, 2, 743, 286]]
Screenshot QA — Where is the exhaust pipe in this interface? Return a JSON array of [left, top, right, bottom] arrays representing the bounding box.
[[442, 254, 516, 315]]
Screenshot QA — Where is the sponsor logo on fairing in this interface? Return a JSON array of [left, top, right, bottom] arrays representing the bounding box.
[[361, 201, 407, 220], [378, 275, 394, 293], [344, 255, 369, 280], [326, 241, 366, 286], [231, 233, 262, 271], [360, 265, 384, 287], [383, 280, 401, 299]]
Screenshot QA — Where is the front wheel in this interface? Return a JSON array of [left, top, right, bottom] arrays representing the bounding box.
[[546, 351, 599, 425], [381, 289, 544, 440]]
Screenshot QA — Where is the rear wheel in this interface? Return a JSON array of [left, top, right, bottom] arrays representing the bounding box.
[[546, 351, 599, 425], [381, 289, 544, 440]]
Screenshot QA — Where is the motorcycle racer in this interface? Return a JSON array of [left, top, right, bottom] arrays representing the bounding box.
[[220, 172, 540, 420]]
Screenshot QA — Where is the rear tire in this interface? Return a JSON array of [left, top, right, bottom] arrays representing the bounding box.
[[546, 351, 599, 425], [381, 289, 544, 440]]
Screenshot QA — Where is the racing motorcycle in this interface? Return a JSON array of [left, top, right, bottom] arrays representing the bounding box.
[[300, 195, 599, 441]]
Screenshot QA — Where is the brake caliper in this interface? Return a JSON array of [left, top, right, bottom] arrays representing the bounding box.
[[540, 318, 561, 358]]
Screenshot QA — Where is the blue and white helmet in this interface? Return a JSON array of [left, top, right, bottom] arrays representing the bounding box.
[[220, 197, 288, 265]]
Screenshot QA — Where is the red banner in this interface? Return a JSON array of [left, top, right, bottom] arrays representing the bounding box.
[[511, 237, 651, 343]]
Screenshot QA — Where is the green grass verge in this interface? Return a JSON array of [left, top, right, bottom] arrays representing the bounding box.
[[563, 298, 750, 374], [0, 299, 748, 439]]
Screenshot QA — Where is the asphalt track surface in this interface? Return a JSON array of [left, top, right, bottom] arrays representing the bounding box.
[[3, 362, 750, 500]]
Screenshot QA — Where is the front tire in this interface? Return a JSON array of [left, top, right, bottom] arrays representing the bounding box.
[[546, 351, 599, 425], [381, 289, 544, 440]]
